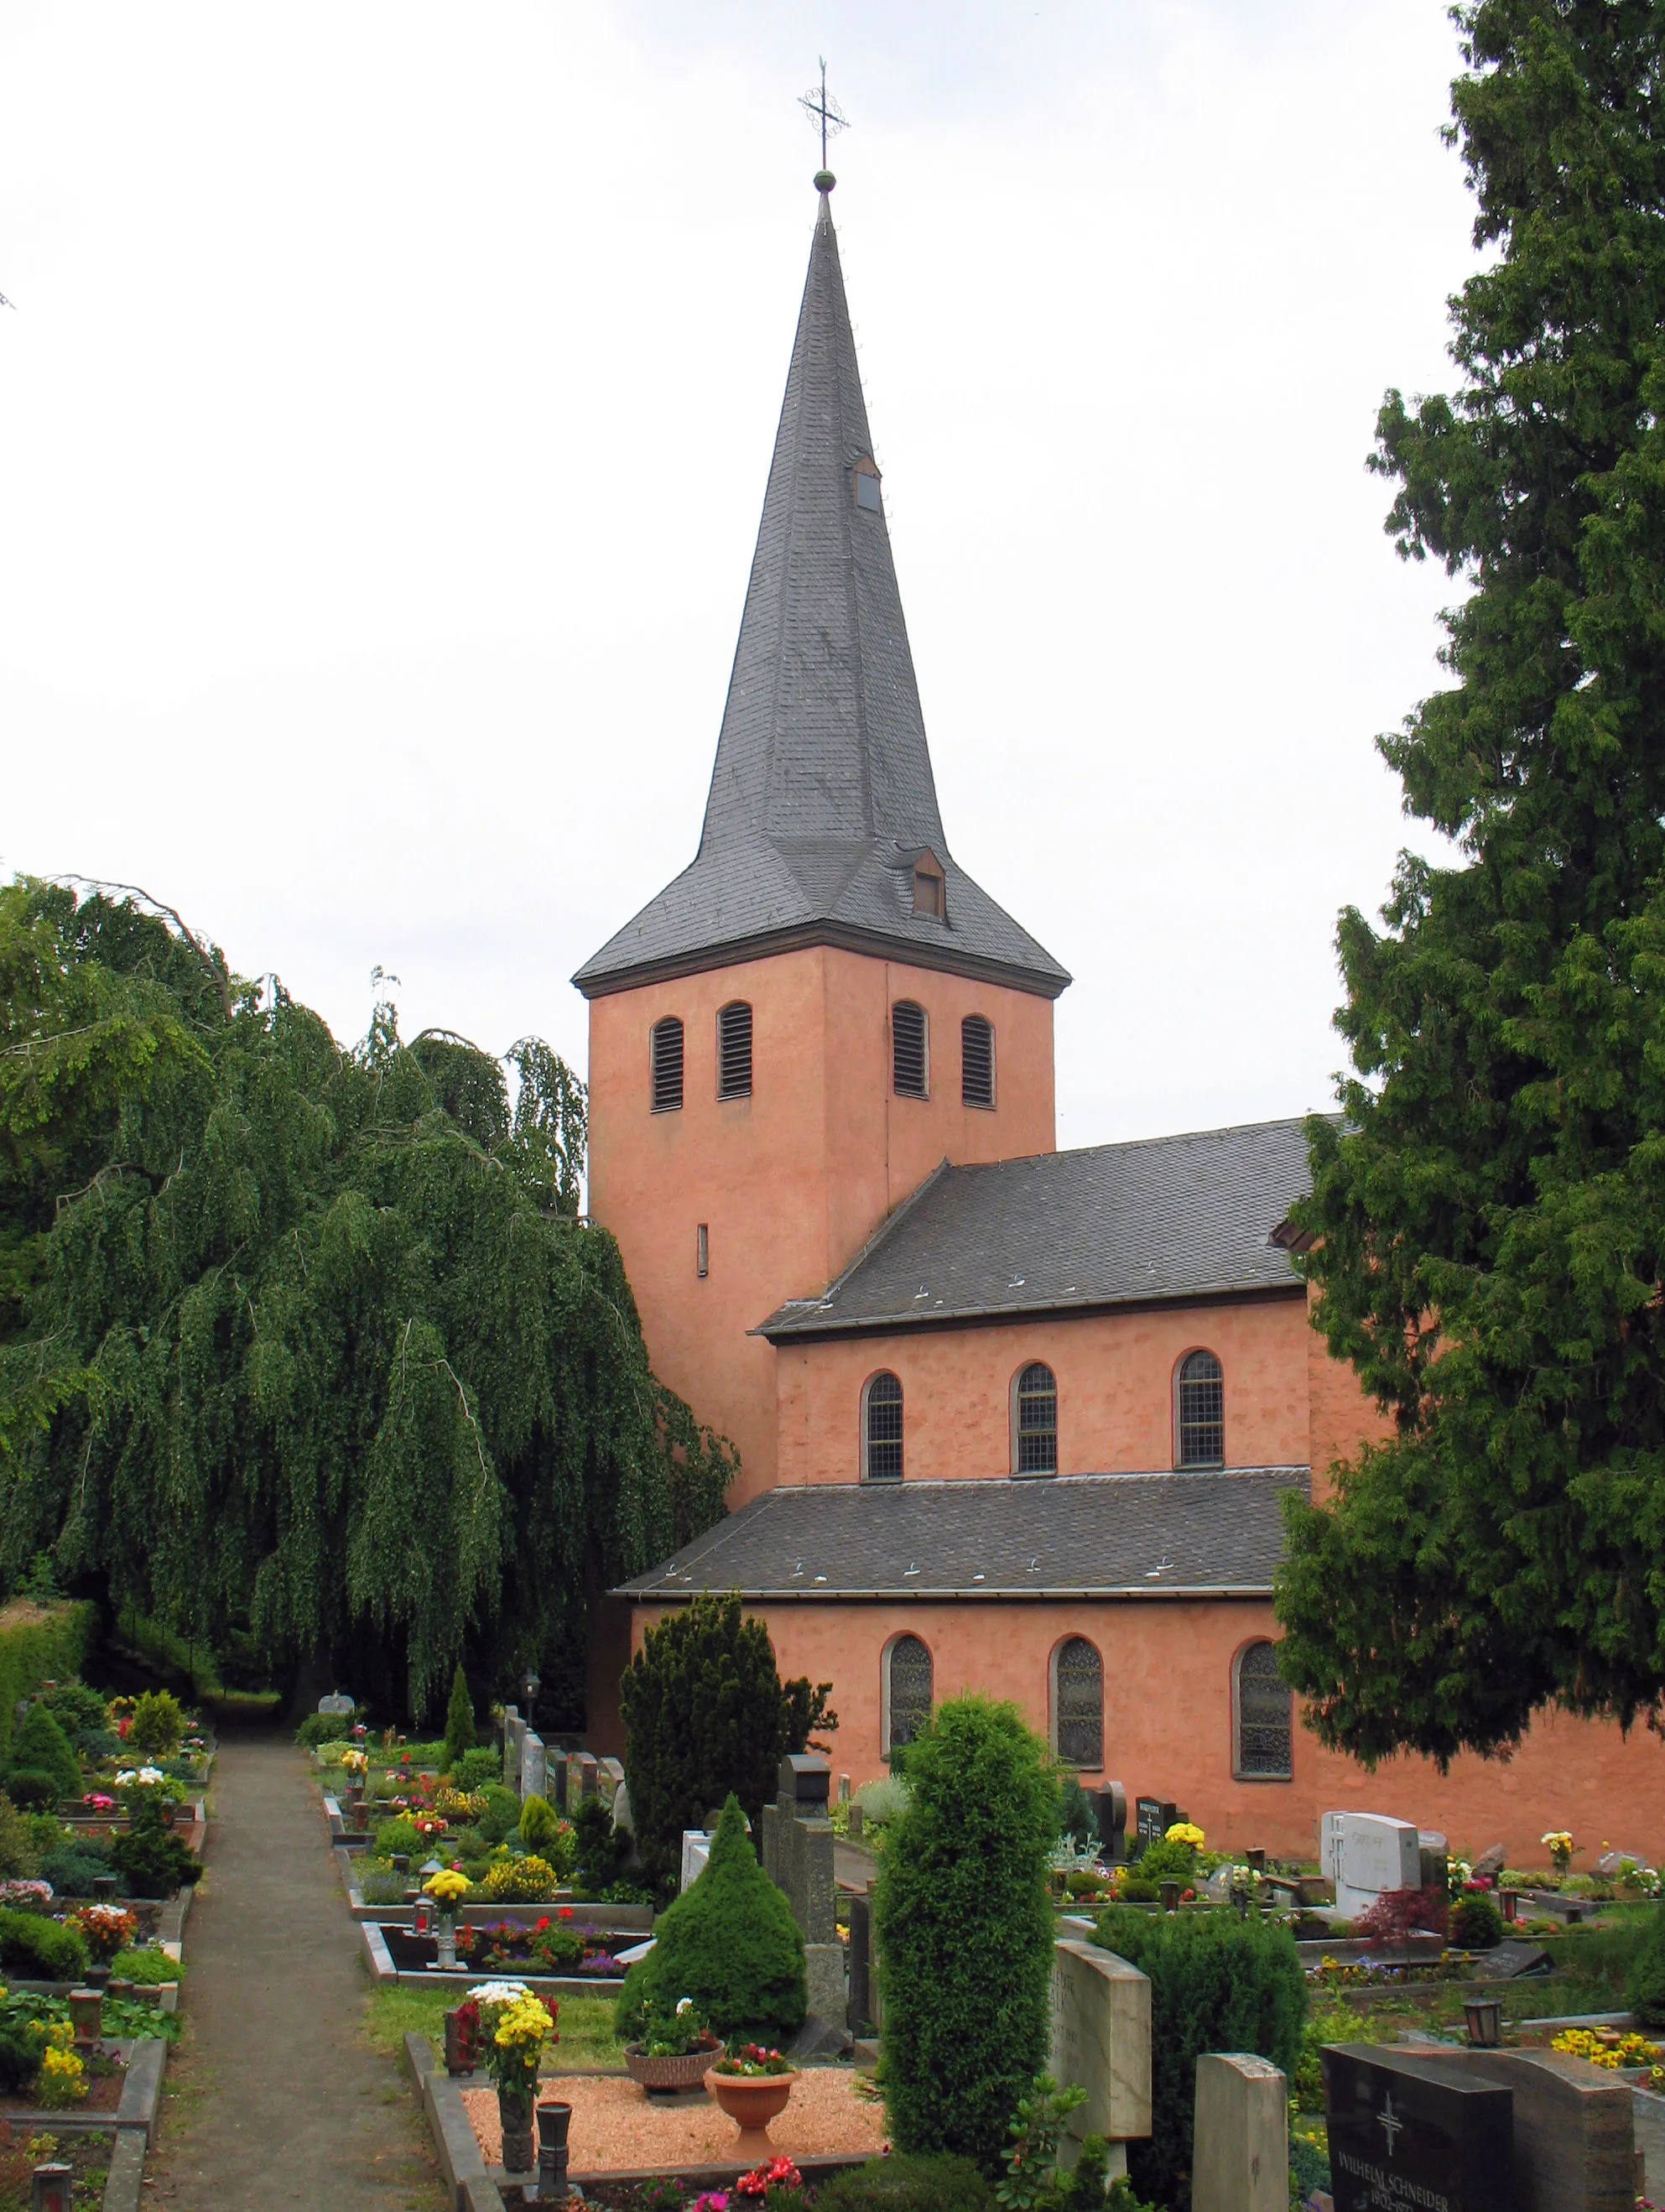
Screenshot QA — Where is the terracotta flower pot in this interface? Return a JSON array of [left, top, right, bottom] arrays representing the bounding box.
[[705, 2067, 798, 2157], [624, 2036, 721, 2093]]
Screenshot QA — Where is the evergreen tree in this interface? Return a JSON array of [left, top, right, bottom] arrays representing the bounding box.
[[1279, 1, 1665, 1760], [877, 1697, 1058, 2175], [618, 1592, 835, 1887], [440, 1665, 476, 1776]]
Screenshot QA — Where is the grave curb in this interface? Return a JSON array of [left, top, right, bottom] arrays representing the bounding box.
[[405, 2030, 507, 2212], [101, 2128, 147, 2212], [118, 2035, 167, 2144], [359, 1920, 624, 1995]]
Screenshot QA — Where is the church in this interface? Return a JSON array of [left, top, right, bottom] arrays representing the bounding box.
[[575, 176, 1662, 1861]]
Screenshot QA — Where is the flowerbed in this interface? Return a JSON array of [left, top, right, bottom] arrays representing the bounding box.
[[460, 2070, 886, 2176]]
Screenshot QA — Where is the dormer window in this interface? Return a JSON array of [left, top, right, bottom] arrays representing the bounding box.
[[912, 863, 945, 919], [854, 458, 882, 513]]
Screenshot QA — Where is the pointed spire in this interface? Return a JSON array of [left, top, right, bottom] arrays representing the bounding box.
[[575, 193, 1068, 1002]]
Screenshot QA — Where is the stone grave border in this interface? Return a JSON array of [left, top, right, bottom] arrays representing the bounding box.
[[359, 1921, 626, 1996], [333, 1843, 652, 1933]]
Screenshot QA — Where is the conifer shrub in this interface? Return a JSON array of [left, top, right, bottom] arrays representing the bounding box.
[[372, 1815, 422, 1861], [1449, 1892, 1505, 1949], [612, 1794, 805, 2041], [0, 1907, 88, 1980], [9, 1705, 80, 1804], [111, 1795, 202, 1898], [572, 1795, 629, 1892], [126, 1691, 185, 1759], [440, 1666, 476, 1777], [876, 1696, 1058, 2174], [294, 1710, 355, 1748], [1626, 1908, 1665, 2027], [0, 1793, 38, 1882], [1091, 1906, 1306, 2210], [477, 1786, 521, 1845], [39, 1845, 113, 1898], [458, 1746, 500, 1793], [3, 1771, 60, 1812], [518, 1793, 561, 1851], [814, 2153, 995, 2212], [620, 1592, 835, 1888]]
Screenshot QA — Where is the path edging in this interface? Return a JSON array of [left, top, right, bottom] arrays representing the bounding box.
[[405, 2030, 507, 2212]]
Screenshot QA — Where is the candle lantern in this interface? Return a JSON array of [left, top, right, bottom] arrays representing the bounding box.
[[444, 2006, 479, 2076], [1463, 1996, 1503, 2048], [68, 1987, 102, 2047], [414, 1896, 434, 1940], [1158, 1880, 1181, 1913], [31, 2165, 73, 2212]]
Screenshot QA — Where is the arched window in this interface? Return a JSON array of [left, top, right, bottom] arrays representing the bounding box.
[[650, 1017, 684, 1113], [961, 1015, 995, 1109], [1052, 1637, 1103, 1768], [863, 1372, 903, 1483], [1013, 1361, 1058, 1476], [1176, 1349, 1224, 1467], [1234, 1640, 1293, 1780], [892, 1002, 928, 1098], [885, 1634, 933, 1755], [717, 1002, 752, 1100]]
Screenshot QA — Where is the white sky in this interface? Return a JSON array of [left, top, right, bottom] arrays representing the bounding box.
[[1, 1, 1475, 1153]]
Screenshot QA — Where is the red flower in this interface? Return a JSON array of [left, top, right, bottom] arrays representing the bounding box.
[[558, 1907, 573, 1920]]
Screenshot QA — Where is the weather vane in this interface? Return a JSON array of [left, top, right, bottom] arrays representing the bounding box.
[[799, 58, 848, 186]]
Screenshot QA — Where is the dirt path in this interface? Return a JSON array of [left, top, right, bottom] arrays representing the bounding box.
[[148, 1731, 444, 2209]]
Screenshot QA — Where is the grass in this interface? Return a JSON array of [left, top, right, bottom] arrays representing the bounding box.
[[362, 1986, 626, 2069]]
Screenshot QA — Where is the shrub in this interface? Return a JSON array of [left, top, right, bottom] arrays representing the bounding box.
[[39, 1845, 114, 1898], [877, 1696, 1058, 2175], [1058, 1775, 1097, 1851], [112, 1944, 180, 1986], [619, 1591, 835, 1887], [479, 1854, 559, 1902], [111, 1798, 202, 1898], [1116, 1877, 1160, 1903], [612, 1794, 805, 2041], [372, 1816, 421, 1862], [573, 1796, 628, 1891], [478, 1785, 521, 1845], [1355, 1885, 1449, 1951], [0, 1794, 38, 1883], [1132, 1837, 1195, 1887], [1450, 1892, 1505, 1949], [295, 1710, 354, 1748], [39, 1681, 107, 1737], [0, 1907, 90, 1980], [126, 1691, 185, 1760], [440, 1666, 476, 1778], [814, 2152, 995, 2211], [518, 1793, 562, 1851], [1626, 1908, 1665, 2027], [4, 1770, 61, 1812], [0, 2023, 44, 2092], [1091, 1907, 1306, 2211], [10, 1705, 79, 1803], [458, 1746, 500, 1793]]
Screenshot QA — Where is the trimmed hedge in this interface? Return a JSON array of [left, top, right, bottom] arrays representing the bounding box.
[[814, 2154, 994, 2211], [0, 1906, 89, 1980], [0, 1603, 96, 1762], [613, 1793, 805, 2041], [1627, 1908, 1665, 2027], [1093, 1906, 1307, 2211], [877, 1696, 1059, 2175]]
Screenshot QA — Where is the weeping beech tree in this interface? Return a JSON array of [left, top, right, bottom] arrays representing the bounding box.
[[0, 878, 734, 1717]]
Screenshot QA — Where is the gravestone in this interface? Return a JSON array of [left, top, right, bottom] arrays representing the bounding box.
[[1594, 1847, 1647, 1876], [1135, 1798, 1177, 1850], [570, 1751, 597, 1803], [520, 1732, 546, 1807], [1419, 1830, 1449, 1894], [848, 1886, 876, 2032], [1473, 1843, 1508, 1880], [847, 1803, 864, 1840], [764, 1755, 843, 2027], [1097, 1781, 1128, 1862], [597, 1756, 626, 1803], [838, 1773, 851, 1802], [1320, 1811, 1422, 1919], [1193, 2053, 1287, 2212], [549, 1746, 568, 1812], [680, 1829, 711, 1892], [1048, 1938, 1152, 2181], [1417, 2046, 1636, 2212], [1321, 2043, 1512, 2211], [503, 1710, 526, 1792], [317, 1692, 355, 1717], [1469, 1941, 1552, 1983], [612, 1778, 632, 1835]]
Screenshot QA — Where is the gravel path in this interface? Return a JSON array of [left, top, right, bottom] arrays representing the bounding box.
[[146, 1730, 444, 2209]]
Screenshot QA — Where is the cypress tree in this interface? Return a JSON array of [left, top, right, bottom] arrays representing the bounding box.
[[1278, 1, 1665, 1761], [440, 1665, 476, 1777]]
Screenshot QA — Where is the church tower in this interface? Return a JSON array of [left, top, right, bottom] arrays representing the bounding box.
[[575, 180, 1069, 1505]]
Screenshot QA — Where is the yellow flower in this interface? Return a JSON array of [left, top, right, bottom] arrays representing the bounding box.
[[424, 1869, 471, 1903], [493, 1996, 554, 2050], [34, 2046, 86, 2107], [1165, 1822, 1206, 1849]]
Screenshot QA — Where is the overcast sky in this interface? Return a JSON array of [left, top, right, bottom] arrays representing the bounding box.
[[1, 1, 1476, 1152]]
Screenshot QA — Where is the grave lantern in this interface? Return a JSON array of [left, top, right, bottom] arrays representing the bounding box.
[[31, 2166, 73, 2212], [92, 1875, 118, 1902], [414, 1896, 434, 1940], [1462, 1996, 1503, 2048], [67, 1987, 102, 2047], [523, 1667, 540, 1731]]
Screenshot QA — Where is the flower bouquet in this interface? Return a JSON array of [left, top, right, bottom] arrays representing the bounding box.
[[470, 1981, 556, 2174], [68, 1903, 139, 1964], [1542, 1829, 1576, 1875]]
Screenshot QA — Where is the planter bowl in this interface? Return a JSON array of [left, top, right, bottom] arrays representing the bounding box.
[[706, 2066, 798, 2157], [624, 2036, 721, 2092]]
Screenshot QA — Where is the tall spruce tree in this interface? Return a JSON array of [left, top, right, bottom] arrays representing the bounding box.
[[1277, 1, 1665, 1762]]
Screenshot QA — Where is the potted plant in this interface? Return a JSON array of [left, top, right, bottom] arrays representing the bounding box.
[[471, 1980, 556, 2175], [706, 2042, 798, 2157], [623, 1997, 721, 2093]]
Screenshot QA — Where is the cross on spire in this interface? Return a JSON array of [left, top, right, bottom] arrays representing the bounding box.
[[799, 58, 847, 187]]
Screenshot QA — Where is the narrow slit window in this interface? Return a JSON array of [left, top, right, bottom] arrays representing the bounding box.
[[1177, 1350, 1224, 1467], [696, 1223, 709, 1278], [1015, 1361, 1057, 1475], [717, 1002, 752, 1100], [885, 1634, 932, 1754], [650, 1017, 684, 1113], [962, 1015, 994, 1108], [1054, 1637, 1103, 1768], [1234, 1641, 1293, 1779], [892, 1002, 927, 1098], [864, 1371, 903, 1483]]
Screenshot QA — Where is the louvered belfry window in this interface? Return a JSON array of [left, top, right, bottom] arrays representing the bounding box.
[[864, 1371, 903, 1482], [1015, 1362, 1058, 1474], [1235, 1641, 1293, 1779], [650, 1017, 684, 1113], [892, 1002, 927, 1098], [1177, 1349, 1224, 1467], [962, 1015, 994, 1109], [886, 1634, 932, 1753], [717, 1002, 752, 1100], [1054, 1637, 1103, 1767]]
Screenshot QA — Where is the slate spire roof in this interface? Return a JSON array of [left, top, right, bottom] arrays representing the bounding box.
[[575, 186, 1069, 1000]]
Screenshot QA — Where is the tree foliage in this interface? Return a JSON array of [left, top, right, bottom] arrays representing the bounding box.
[[0, 878, 735, 1715], [877, 1696, 1058, 2175], [1277, 0, 1665, 1760], [618, 1591, 835, 1889]]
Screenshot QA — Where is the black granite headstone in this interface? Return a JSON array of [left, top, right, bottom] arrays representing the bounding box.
[[1135, 1796, 1178, 1848], [1096, 1781, 1127, 1860], [1322, 2043, 1513, 2212], [778, 1753, 830, 1809]]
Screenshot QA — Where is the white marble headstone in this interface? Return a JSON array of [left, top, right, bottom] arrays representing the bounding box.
[[1321, 1810, 1422, 1918], [1048, 1938, 1152, 2169], [680, 1829, 711, 1892]]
